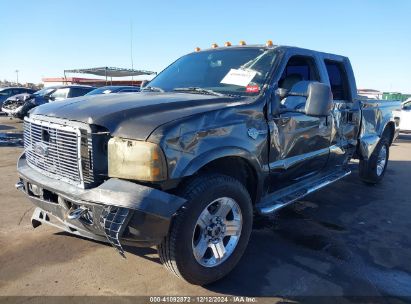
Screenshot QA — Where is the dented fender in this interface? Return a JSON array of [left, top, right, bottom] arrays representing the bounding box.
[[358, 100, 400, 159], [148, 98, 270, 181]]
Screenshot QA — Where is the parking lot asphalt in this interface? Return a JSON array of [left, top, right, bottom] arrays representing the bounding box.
[[0, 116, 410, 300]]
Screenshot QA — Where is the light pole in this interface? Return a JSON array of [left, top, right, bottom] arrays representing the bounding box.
[[15, 70, 19, 85]]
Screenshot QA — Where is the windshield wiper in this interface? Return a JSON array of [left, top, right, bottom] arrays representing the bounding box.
[[142, 86, 165, 92], [173, 87, 225, 97]]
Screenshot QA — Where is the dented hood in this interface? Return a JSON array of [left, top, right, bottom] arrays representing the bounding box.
[[30, 92, 237, 140]]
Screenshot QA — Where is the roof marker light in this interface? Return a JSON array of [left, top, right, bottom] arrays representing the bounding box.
[[194, 47, 201, 52], [224, 41, 232, 47], [266, 40, 274, 47], [239, 40, 246, 46], [211, 43, 219, 48]]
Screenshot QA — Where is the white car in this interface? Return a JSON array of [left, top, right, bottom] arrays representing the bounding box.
[[396, 99, 411, 133]]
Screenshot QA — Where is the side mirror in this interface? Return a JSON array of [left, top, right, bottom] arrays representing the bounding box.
[[47, 96, 55, 101], [305, 82, 333, 117]]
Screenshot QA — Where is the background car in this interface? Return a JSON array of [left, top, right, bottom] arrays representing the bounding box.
[[48, 85, 96, 101], [396, 98, 411, 133], [1, 85, 95, 119], [0, 87, 36, 110], [85, 85, 140, 96]]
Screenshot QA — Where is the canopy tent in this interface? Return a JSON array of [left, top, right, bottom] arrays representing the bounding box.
[[64, 67, 156, 85]]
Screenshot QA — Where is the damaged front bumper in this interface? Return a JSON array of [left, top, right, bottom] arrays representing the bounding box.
[[2, 104, 23, 116], [16, 153, 186, 256]]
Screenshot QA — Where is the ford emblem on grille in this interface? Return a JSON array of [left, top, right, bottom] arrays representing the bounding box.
[[33, 142, 49, 157]]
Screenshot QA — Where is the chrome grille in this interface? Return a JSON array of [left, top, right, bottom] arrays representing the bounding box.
[[23, 116, 94, 188]]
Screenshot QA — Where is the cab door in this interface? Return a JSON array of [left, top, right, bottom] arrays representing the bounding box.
[[268, 53, 332, 186], [322, 57, 361, 167]]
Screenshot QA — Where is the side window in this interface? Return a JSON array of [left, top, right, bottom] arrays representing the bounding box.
[[279, 56, 320, 110], [68, 88, 91, 98], [0, 89, 11, 97], [279, 55, 320, 91], [50, 88, 69, 101], [324, 60, 350, 101], [12, 89, 22, 95], [119, 88, 139, 93]]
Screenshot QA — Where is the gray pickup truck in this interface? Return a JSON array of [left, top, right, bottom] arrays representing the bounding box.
[[16, 42, 399, 285]]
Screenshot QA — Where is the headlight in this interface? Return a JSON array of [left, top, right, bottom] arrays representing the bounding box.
[[108, 137, 167, 182]]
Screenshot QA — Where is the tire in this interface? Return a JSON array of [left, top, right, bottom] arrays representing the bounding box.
[[359, 136, 389, 184], [158, 174, 253, 285]]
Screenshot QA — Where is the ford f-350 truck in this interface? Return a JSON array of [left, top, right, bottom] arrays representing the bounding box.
[[16, 42, 400, 285]]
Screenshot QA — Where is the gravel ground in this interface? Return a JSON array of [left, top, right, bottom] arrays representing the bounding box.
[[0, 116, 410, 302]]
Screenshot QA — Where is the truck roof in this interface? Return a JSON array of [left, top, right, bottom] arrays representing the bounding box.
[[194, 44, 349, 61]]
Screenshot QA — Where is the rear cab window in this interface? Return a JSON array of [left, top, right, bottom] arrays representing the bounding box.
[[324, 60, 351, 101]]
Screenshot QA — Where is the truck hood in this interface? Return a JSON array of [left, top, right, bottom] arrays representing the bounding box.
[[30, 92, 238, 140]]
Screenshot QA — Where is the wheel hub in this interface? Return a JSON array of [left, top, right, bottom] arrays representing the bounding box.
[[192, 197, 243, 268], [206, 217, 226, 240]]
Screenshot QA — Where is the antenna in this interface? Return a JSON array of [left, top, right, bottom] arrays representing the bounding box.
[[130, 21, 134, 85]]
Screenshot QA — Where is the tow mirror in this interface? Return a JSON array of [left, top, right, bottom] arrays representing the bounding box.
[[305, 82, 333, 117]]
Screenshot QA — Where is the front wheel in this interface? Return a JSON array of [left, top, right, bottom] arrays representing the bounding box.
[[158, 174, 253, 285], [359, 136, 389, 184]]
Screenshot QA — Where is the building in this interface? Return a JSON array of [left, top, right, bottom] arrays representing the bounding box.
[[42, 77, 143, 87], [382, 92, 411, 102], [43, 67, 156, 88], [357, 89, 383, 100], [357, 89, 411, 102]]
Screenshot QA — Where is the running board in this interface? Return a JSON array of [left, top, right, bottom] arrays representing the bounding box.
[[256, 169, 351, 214]]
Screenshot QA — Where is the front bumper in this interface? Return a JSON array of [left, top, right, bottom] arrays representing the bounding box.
[[17, 153, 186, 255], [2, 104, 23, 116]]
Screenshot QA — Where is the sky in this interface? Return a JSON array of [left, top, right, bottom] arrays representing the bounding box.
[[0, 0, 410, 92]]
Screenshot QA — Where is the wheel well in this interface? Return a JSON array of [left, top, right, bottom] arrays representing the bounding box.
[[384, 122, 395, 145], [194, 156, 258, 204]]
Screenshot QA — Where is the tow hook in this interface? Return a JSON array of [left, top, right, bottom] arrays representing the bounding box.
[[15, 181, 24, 190], [67, 206, 89, 220]]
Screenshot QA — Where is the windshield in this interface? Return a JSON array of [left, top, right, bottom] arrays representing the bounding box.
[[147, 48, 276, 96], [34, 87, 55, 96]]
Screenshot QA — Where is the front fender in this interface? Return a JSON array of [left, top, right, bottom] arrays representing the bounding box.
[[180, 146, 264, 177]]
